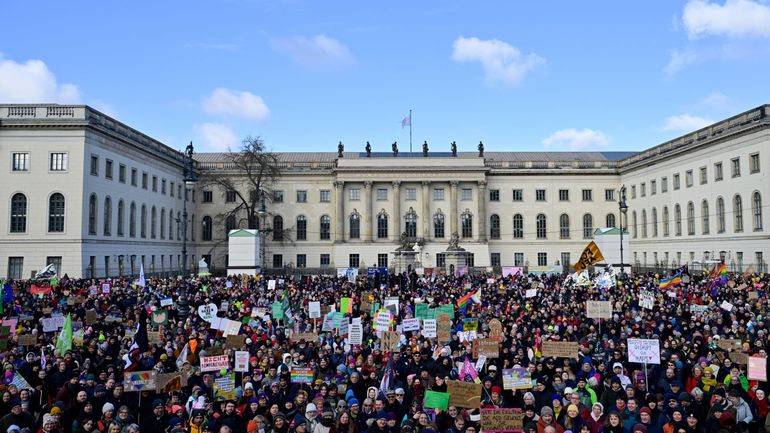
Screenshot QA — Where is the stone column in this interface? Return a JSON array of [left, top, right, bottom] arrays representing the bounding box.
[[449, 181, 459, 236], [363, 181, 373, 241], [334, 181, 344, 242], [421, 181, 430, 239], [477, 180, 487, 242], [391, 181, 401, 241]]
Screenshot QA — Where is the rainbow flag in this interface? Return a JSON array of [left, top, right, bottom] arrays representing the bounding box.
[[717, 261, 727, 282], [457, 290, 475, 312], [659, 275, 682, 289]]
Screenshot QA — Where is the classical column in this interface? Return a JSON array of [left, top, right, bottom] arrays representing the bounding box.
[[421, 181, 430, 239], [391, 181, 401, 241], [477, 180, 487, 242], [449, 181, 459, 236], [363, 181, 373, 241], [334, 181, 344, 242]]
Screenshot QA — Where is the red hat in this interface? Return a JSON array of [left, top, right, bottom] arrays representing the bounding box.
[[491, 386, 502, 394]]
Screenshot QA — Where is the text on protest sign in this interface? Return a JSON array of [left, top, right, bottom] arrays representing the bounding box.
[[200, 355, 230, 372], [627, 338, 661, 364], [446, 380, 482, 409], [541, 341, 579, 359], [586, 301, 612, 319], [481, 409, 524, 432]]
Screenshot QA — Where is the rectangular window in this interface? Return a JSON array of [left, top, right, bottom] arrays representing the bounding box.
[[661, 177, 668, 192], [756, 252, 764, 270], [750, 153, 760, 173], [320, 254, 330, 268], [349, 254, 360, 268], [433, 188, 445, 201], [46, 256, 62, 275], [436, 253, 446, 268], [514, 253, 524, 267], [405, 188, 417, 201], [490, 253, 501, 268], [737, 252, 743, 270], [142, 172, 148, 189], [605, 189, 615, 201], [700, 167, 707, 185], [152, 175, 158, 192], [377, 253, 388, 268], [559, 189, 569, 201], [537, 252, 547, 267], [272, 254, 283, 268], [203, 191, 213, 203], [650, 180, 656, 195], [513, 189, 523, 202], [673, 174, 680, 190], [170, 182, 175, 197], [561, 253, 571, 270], [461, 188, 472, 201], [50, 152, 68, 171], [714, 162, 723, 181], [732, 157, 741, 177], [489, 189, 500, 202], [320, 190, 330, 202], [7, 257, 23, 279], [12, 153, 29, 171], [90, 155, 99, 176], [377, 188, 388, 201], [273, 190, 284, 203], [582, 189, 593, 201], [296, 254, 307, 268], [536, 189, 546, 201], [466, 253, 475, 268], [131, 168, 138, 186], [631, 185, 636, 198], [119, 164, 126, 183], [640, 183, 646, 197], [296, 190, 307, 203], [226, 190, 236, 203], [178, 185, 182, 198], [161, 179, 166, 194], [105, 159, 113, 179], [349, 188, 360, 201]]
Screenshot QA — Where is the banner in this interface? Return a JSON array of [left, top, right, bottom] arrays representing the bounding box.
[[201, 355, 230, 372], [481, 409, 524, 432], [447, 380, 482, 409], [501, 267, 523, 277], [213, 373, 236, 401], [124, 371, 157, 391], [541, 341, 579, 359], [586, 301, 612, 319], [627, 338, 661, 364], [573, 241, 605, 272], [234, 351, 250, 372], [291, 367, 314, 384], [502, 367, 532, 390]]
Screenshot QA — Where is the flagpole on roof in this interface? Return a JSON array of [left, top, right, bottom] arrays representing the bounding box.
[[409, 109, 413, 154]]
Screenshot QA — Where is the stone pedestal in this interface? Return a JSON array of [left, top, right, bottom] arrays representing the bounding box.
[[444, 249, 469, 275], [393, 250, 418, 274]]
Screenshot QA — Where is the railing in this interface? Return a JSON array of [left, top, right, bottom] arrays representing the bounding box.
[[7, 106, 36, 117], [46, 106, 75, 117]]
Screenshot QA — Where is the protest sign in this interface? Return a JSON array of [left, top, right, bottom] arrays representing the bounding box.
[[340, 297, 352, 314], [309, 301, 321, 319], [690, 304, 709, 316], [525, 288, 537, 298], [502, 267, 522, 277], [502, 367, 532, 390], [423, 390, 449, 410], [290, 332, 319, 343], [147, 331, 161, 345], [160, 297, 173, 307], [731, 351, 749, 365], [200, 355, 230, 372], [437, 314, 452, 342], [381, 331, 400, 352], [421, 319, 437, 338], [272, 302, 284, 319], [718, 339, 743, 351], [403, 318, 420, 332], [640, 291, 655, 310], [42, 317, 64, 333], [339, 320, 349, 337], [349, 323, 363, 345], [481, 409, 524, 432], [197, 303, 218, 322], [541, 341, 579, 359], [627, 338, 661, 364], [586, 301, 612, 319], [488, 319, 503, 342], [225, 335, 246, 349], [18, 334, 38, 346], [124, 371, 156, 391], [749, 291, 759, 300], [473, 338, 500, 358], [235, 351, 250, 372], [291, 367, 314, 384], [156, 373, 183, 393], [447, 380, 482, 409], [463, 318, 478, 332], [85, 309, 98, 325], [374, 312, 392, 331], [213, 373, 237, 401], [720, 300, 734, 312], [322, 314, 334, 332], [150, 310, 168, 327], [748, 357, 767, 381]]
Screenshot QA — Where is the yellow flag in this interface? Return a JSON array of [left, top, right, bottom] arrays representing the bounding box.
[[573, 241, 605, 273]]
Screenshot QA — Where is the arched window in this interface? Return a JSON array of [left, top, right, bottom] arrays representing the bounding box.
[[716, 197, 725, 233], [432, 212, 443, 238], [461, 211, 473, 238], [583, 213, 593, 239], [150, 206, 157, 239], [88, 194, 98, 235], [651, 208, 658, 237], [674, 204, 682, 236], [405, 208, 417, 239], [378, 211, 389, 239], [320, 215, 331, 240], [490, 214, 500, 239], [273, 215, 284, 241], [140, 204, 147, 238], [48, 193, 65, 233], [296, 215, 307, 240], [10, 193, 28, 233], [202, 216, 212, 241], [226, 215, 237, 236], [160, 209, 165, 239], [348, 212, 360, 239], [129, 202, 137, 238], [632, 211, 637, 238], [753, 191, 763, 231], [536, 213, 547, 239], [662, 206, 669, 237], [104, 197, 112, 236], [701, 200, 709, 234], [559, 214, 570, 239], [641, 210, 647, 238], [513, 214, 523, 239], [606, 213, 616, 228], [686, 202, 695, 235]]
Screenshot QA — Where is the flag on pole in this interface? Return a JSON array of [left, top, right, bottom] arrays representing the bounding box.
[[137, 263, 146, 288], [125, 309, 149, 372], [573, 241, 605, 273], [56, 314, 73, 354], [401, 113, 411, 128], [176, 342, 189, 369], [379, 355, 394, 396], [41, 348, 47, 370]]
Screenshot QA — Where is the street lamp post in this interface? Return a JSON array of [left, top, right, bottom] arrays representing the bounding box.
[[181, 142, 197, 277], [257, 192, 267, 272], [618, 185, 628, 278]]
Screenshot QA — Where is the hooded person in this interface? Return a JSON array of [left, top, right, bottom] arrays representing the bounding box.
[[314, 408, 335, 433], [536, 407, 564, 433]]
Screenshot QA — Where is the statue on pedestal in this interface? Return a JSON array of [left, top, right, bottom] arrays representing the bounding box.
[[448, 231, 461, 250], [478, 141, 484, 157], [365, 141, 371, 157], [398, 231, 411, 250], [392, 141, 399, 157], [422, 141, 429, 157], [338, 141, 344, 158], [451, 141, 457, 157]]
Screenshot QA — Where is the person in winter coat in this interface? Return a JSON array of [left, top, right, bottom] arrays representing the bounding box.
[[727, 389, 753, 426], [602, 411, 624, 433], [535, 407, 563, 433], [582, 403, 604, 433]]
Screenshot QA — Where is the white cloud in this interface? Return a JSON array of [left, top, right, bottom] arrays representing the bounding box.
[[542, 128, 610, 150], [451, 36, 544, 87], [0, 54, 80, 103], [270, 34, 355, 70], [683, 0, 770, 38], [661, 114, 714, 132], [664, 48, 698, 77], [195, 123, 239, 152], [698, 91, 731, 111], [202, 88, 270, 122]]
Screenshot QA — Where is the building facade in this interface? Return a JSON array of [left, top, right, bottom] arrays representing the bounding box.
[[1, 103, 768, 278]]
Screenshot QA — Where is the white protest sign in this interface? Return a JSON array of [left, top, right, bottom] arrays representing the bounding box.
[[628, 338, 661, 364], [42, 317, 65, 333], [403, 318, 420, 332], [200, 355, 230, 372], [268, 280, 276, 291], [385, 296, 399, 311], [374, 312, 392, 332], [640, 291, 655, 310], [421, 319, 437, 338], [322, 314, 334, 332], [160, 297, 173, 307], [349, 323, 363, 345], [339, 320, 349, 337], [720, 300, 734, 312], [234, 351, 250, 372], [475, 355, 487, 371], [525, 289, 537, 298], [309, 301, 321, 319], [197, 303, 218, 322], [586, 301, 613, 319], [220, 301, 229, 311], [690, 304, 709, 315]]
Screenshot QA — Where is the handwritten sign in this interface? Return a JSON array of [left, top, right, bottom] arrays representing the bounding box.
[[380, 331, 400, 352], [421, 319, 437, 338], [488, 319, 503, 342], [748, 357, 767, 381], [290, 332, 319, 343], [403, 318, 420, 332], [18, 334, 38, 346], [42, 317, 65, 332], [447, 380, 482, 408], [200, 355, 230, 372], [718, 339, 743, 351], [124, 371, 157, 391], [156, 373, 183, 393], [473, 338, 500, 358], [481, 409, 524, 432], [291, 367, 314, 384], [309, 301, 321, 319], [437, 314, 452, 342], [349, 323, 363, 345], [541, 341, 579, 359], [225, 335, 246, 349], [586, 301, 612, 319], [234, 351, 250, 372], [627, 338, 660, 364]]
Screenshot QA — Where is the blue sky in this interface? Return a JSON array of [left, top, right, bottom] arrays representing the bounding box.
[[1, 1, 769, 154]]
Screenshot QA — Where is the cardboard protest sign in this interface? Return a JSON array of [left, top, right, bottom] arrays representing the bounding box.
[[731, 351, 749, 365], [156, 373, 183, 393], [85, 310, 98, 325], [147, 331, 162, 345], [381, 331, 400, 352], [18, 334, 38, 346], [748, 357, 767, 381], [586, 301, 612, 319], [447, 380, 482, 409], [472, 338, 500, 359], [423, 390, 449, 410], [124, 371, 157, 391], [225, 335, 246, 349], [502, 367, 532, 390], [541, 341, 579, 359], [488, 319, 503, 342], [290, 332, 319, 343], [481, 409, 524, 432], [627, 338, 661, 364], [200, 355, 230, 372], [718, 339, 743, 351], [437, 314, 452, 342]]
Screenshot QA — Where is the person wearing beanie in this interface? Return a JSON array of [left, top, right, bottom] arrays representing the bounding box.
[[563, 404, 585, 432], [188, 409, 207, 433], [140, 398, 170, 433], [585, 403, 605, 433], [536, 406, 564, 433], [98, 403, 116, 433], [0, 399, 34, 433], [270, 412, 289, 433], [366, 412, 388, 433], [631, 424, 647, 433]]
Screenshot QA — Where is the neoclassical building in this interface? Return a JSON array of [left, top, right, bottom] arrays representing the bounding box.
[[1, 103, 768, 277]]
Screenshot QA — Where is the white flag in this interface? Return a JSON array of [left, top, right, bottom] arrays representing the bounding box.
[[137, 263, 146, 288], [176, 342, 189, 369], [401, 113, 411, 128]]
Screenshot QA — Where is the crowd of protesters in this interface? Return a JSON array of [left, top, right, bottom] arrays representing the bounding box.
[[0, 266, 769, 433]]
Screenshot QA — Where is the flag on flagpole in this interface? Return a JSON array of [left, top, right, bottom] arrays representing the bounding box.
[[125, 309, 149, 372], [401, 113, 411, 128], [41, 348, 47, 370], [137, 263, 146, 288], [176, 342, 189, 369], [56, 314, 73, 354], [470, 286, 481, 304], [379, 354, 394, 396]]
